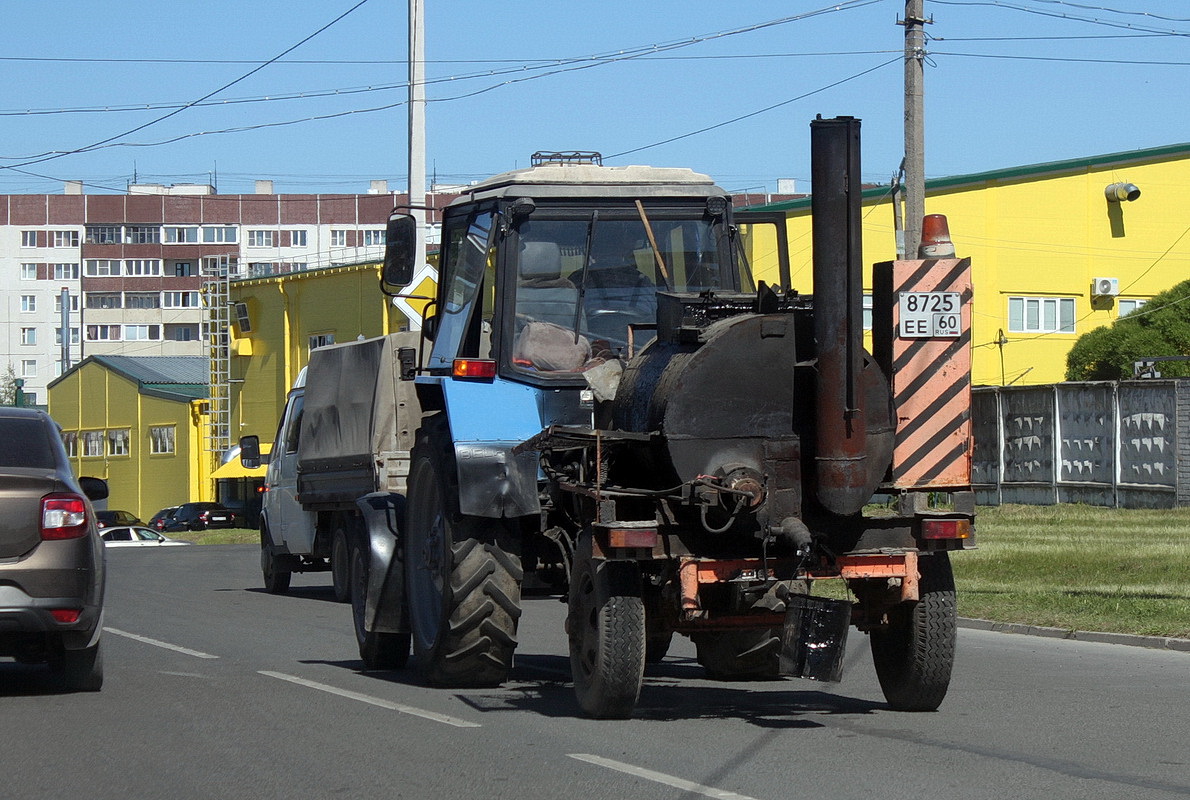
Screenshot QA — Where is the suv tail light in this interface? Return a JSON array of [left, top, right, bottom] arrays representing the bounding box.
[[41, 493, 90, 540]]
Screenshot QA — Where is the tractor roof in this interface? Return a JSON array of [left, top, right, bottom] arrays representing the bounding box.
[[450, 163, 725, 204]]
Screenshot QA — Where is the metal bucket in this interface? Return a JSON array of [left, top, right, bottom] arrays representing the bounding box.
[[778, 594, 851, 682]]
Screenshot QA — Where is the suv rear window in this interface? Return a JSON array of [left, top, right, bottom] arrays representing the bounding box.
[[0, 418, 56, 469]]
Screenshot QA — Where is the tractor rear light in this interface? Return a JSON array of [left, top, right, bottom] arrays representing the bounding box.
[[50, 609, 81, 624], [453, 359, 497, 379], [608, 528, 657, 548], [921, 518, 973, 540], [41, 493, 89, 540]]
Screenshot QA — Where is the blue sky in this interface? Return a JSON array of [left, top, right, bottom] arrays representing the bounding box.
[[0, 0, 1186, 195]]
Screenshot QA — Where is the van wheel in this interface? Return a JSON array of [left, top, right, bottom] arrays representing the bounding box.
[[404, 420, 522, 687], [261, 529, 291, 594], [331, 528, 351, 603]]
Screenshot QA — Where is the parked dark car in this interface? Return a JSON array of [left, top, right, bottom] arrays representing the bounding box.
[[161, 502, 237, 532], [0, 407, 108, 691], [95, 509, 141, 528], [148, 506, 180, 531]]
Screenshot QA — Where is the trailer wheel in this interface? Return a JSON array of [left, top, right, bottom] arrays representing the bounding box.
[[331, 527, 351, 603], [692, 629, 781, 680], [568, 534, 646, 718], [261, 529, 291, 594], [869, 552, 957, 711], [404, 421, 522, 687], [351, 538, 410, 669]]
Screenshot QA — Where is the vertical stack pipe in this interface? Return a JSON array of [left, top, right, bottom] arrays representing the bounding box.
[[810, 116, 869, 515]]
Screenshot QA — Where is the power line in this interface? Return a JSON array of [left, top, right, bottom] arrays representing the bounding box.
[[931, 0, 1190, 36]]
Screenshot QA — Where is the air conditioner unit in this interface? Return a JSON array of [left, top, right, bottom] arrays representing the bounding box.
[[1092, 277, 1120, 297]]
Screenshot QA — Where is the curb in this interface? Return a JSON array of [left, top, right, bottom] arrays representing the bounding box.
[[958, 617, 1190, 653]]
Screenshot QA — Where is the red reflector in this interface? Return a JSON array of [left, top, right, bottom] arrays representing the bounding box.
[[453, 359, 497, 379], [50, 609, 81, 624], [922, 519, 972, 540], [608, 528, 658, 548], [41, 493, 89, 540]]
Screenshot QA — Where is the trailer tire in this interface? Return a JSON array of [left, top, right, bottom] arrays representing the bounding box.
[[331, 527, 351, 603], [869, 552, 956, 712], [692, 629, 781, 680], [351, 538, 410, 669], [261, 529, 291, 594], [405, 420, 522, 687], [568, 534, 646, 719]]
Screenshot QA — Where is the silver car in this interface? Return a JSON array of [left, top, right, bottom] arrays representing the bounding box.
[[0, 407, 108, 691]]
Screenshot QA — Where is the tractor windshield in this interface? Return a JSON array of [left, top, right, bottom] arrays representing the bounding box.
[[511, 208, 748, 374]]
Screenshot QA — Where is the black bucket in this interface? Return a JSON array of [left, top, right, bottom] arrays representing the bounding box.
[[778, 595, 851, 682]]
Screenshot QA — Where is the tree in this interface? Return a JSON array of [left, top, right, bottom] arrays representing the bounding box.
[[1066, 280, 1190, 380], [0, 364, 18, 406]]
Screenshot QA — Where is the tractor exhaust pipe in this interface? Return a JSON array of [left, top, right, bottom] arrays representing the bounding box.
[[810, 116, 870, 516]]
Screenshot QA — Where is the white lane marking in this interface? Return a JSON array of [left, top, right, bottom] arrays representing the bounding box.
[[259, 671, 481, 729], [568, 754, 762, 800], [105, 627, 219, 659]]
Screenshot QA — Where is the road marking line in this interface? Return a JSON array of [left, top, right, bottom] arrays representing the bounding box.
[[259, 671, 481, 729], [105, 627, 219, 659], [568, 754, 761, 800]]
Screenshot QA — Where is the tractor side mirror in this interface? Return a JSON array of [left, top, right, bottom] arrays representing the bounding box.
[[382, 213, 418, 289]]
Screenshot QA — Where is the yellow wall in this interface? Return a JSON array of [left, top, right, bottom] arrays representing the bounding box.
[[229, 263, 407, 442], [49, 362, 209, 521], [756, 147, 1190, 386]]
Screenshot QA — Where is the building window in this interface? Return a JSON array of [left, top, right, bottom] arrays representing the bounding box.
[[150, 426, 176, 455], [82, 431, 104, 457], [85, 259, 122, 277], [85, 225, 122, 244], [54, 294, 80, 314], [169, 324, 197, 341], [21, 230, 38, 248], [21, 263, 37, 280], [125, 259, 162, 276], [85, 292, 122, 310], [163, 291, 200, 308], [123, 324, 161, 341], [247, 229, 276, 248], [20, 327, 37, 346], [1008, 296, 1076, 334], [309, 333, 335, 351], [362, 229, 386, 246], [86, 325, 122, 341], [55, 327, 81, 346], [1118, 299, 1148, 317], [175, 262, 195, 277], [51, 263, 80, 280], [330, 229, 347, 247], [62, 431, 79, 458], [52, 230, 80, 248], [21, 295, 36, 312], [125, 292, 161, 309], [164, 226, 199, 243], [125, 225, 161, 244], [288, 230, 308, 247], [21, 359, 37, 378], [107, 429, 130, 457], [202, 226, 237, 244]]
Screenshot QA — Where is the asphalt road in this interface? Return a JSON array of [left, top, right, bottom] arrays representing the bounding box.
[[2, 545, 1188, 800]]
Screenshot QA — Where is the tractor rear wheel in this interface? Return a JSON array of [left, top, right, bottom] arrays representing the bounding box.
[[404, 420, 522, 687], [568, 534, 646, 719], [869, 552, 957, 711]]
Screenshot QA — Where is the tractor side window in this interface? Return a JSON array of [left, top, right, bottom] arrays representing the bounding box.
[[431, 210, 495, 368]]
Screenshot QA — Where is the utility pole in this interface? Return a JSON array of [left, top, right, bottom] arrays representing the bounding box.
[[408, 0, 427, 283], [901, 0, 927, 258]]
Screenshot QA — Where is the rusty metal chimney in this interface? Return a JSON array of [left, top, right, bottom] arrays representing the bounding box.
[[811, 116, 870, 515]]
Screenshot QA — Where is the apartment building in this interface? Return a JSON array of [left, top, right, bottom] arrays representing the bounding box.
[[1, 180, 415, 405]]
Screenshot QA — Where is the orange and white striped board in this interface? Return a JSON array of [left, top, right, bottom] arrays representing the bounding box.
[[877, 257, 973, 488]]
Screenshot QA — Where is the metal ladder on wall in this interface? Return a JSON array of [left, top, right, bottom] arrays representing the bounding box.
[[203, 255, 233, 464]]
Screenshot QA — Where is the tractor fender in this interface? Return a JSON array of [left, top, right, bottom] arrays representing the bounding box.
[[354, 492, 407, 635]]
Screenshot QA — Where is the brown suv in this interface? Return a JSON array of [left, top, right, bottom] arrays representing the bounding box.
[[0, 407, 108, 691]]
